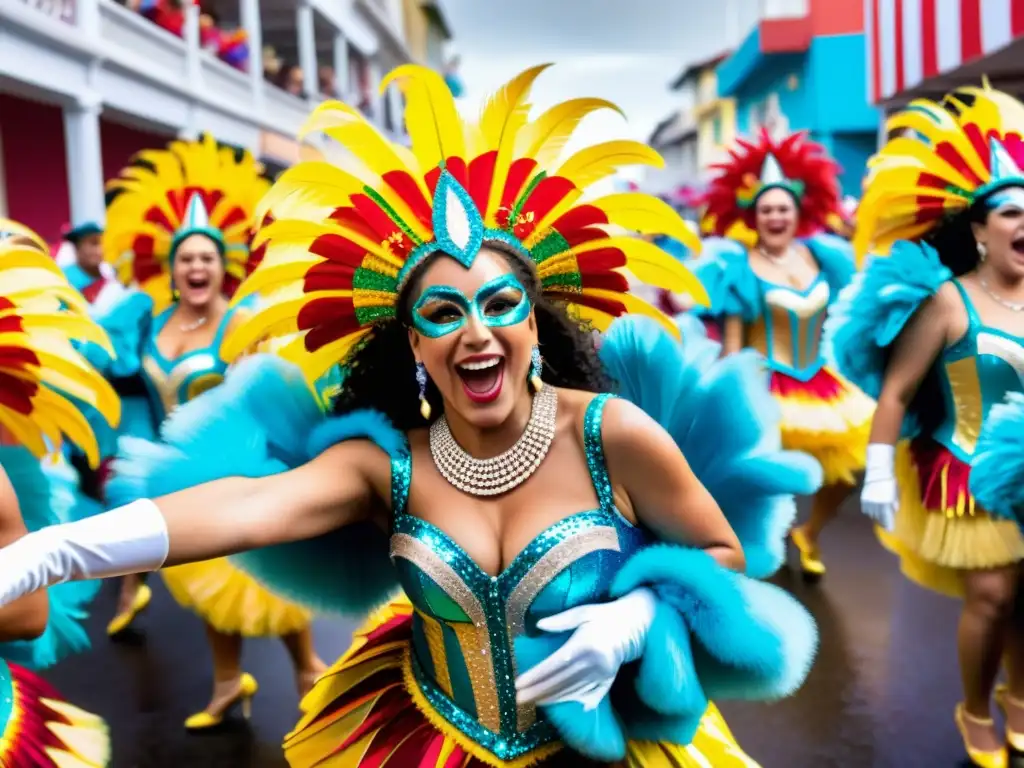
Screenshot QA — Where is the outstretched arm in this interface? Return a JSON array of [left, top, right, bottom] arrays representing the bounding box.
[[0, 439, 387, 606], [601, 397, 745, 572], [0, 466, 48, 640]]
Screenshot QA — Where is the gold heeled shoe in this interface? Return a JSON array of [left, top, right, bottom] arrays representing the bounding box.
[[955, 703, 1009, 768], [790, 527, 826, 580], [994, 684, 1024, 752], [106, 583, 152, 637], [184, 673, 259, 731]]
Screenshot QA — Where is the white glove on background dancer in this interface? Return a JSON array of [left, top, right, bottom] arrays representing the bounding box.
[[861, 443, 898, 532], [0, 499, 169, 606], [515, 587, 657, 711]]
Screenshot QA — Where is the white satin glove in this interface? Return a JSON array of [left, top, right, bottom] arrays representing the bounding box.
[[861, 443, 898, 532], [0, 499, 169, 606], [515, 587, 657, 711]]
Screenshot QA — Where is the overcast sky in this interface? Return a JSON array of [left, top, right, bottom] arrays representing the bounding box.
[[441, 0, 758, 172]]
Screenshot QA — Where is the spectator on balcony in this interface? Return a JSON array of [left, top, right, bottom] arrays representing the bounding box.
[[318, 65, 337, 98], [278, 63, 305, 98]]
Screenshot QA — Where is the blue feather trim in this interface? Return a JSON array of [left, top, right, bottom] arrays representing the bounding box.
[[805, 233, 855, 305], [971, 391, 1024, 523], [80, 289, 154, 378], [688, 238, 761, 321], [109, 354, 402, 615], [823, 241, 951, 434], [0, 447, 101, 668], [515, 544, 817, 761], [600, 315, 822, 579]]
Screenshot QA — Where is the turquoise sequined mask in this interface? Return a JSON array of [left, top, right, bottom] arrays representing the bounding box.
[[411, 274, 531, 338]]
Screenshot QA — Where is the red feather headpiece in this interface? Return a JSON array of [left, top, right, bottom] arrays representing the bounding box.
[[702, 129, 841, 239]]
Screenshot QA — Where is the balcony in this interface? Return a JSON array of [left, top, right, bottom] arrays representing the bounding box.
[[0, 0, 400, 150]]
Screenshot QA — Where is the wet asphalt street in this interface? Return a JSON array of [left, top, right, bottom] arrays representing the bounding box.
[[41, 494, 1018, 768]]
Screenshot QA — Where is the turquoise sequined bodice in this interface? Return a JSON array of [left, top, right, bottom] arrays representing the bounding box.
[[748, 272, 830, 382], [932, 280, 1024, 462], [388, 394, 649, 762], [140, 307, 235, 421]]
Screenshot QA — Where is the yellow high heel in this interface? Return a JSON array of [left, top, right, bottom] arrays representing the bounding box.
[[184, 673, 259, 731], [106, 583, 152, 637], [790, 527, 826, 580], [955, 703, 1009, 768], [994, 684, 1024, 752]]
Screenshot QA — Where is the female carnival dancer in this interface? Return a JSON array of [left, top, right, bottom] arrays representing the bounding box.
[[693, 128, 873, 580], [0, 220, 115, 767], [0, 65, 821, 767], [825, 83, 1024, 767], [87, 135, 326, 728]]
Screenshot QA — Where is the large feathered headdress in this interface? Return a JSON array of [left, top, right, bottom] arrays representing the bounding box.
[[702, 128, 841, 240], [854, 82, 1024, 262], [104, 133, 272, 312], [226, 64, 707, 381], [0, 219, 119, 466]]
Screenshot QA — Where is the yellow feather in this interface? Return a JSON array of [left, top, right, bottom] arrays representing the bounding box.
[[220, 292, 355, 361], [278, 329, 373, 383], [232, 261, 319, 302], [555, 141, 664, 190], [479, 64, 551, 224], [590, 193, 702, 253], [578, 288, 681, 338], [568, 237, 709, 302], [517, 98, 624, 172], [0, 219, 49, 253], [382, 64, 467, 173], [299, 101, 426, 196], [0, 411, 49, 460]]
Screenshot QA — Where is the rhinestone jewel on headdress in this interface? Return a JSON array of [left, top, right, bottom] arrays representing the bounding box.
[[428, 386, 558, 497]]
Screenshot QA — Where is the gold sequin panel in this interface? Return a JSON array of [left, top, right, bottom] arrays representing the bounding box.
[[142, 353, 220, 415], [389, 533, 501, 733]]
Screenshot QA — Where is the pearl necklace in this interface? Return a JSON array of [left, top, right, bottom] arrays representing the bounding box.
[[979, 277, 1024, 312], [758, 245, 796, 266], [180, 315, 208, 332], [429, 386, 558, 497]]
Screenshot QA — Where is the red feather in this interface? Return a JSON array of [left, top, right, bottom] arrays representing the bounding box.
[[576, 248, 627, 272], [304, 261, 358, 293], [551, 205, 608, 233], [499, 158, 539, 214], [467, 152, 497, 215], [516, 176, 576, 241], [309, 233, 371, 268], [382, 171, 432, 229], [703, 127, 841, 238]]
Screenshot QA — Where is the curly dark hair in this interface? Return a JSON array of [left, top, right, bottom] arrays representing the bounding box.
[[923, 205, 988, 277], [330, 244, 612, 431]]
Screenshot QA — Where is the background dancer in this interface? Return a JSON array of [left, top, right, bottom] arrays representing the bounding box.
[[826, 83, 1024, 768], [693, 128, 872, 581], [86, 135, 326, 730]]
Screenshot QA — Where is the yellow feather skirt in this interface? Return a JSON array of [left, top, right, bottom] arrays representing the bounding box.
[[0, 662, 109, 767], [770, 367, 873, 486], [160, 557, 312, 636], [877, 439, 1024, 599], [283, 597, 760, 768]]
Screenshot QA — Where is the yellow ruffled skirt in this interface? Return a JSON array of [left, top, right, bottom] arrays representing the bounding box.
[[878, 439, 1024, 599], [161, 557, 312, 636], [0, 662, 109, 767], [771, 366, 873, 486], [283, 597, 759, 768]]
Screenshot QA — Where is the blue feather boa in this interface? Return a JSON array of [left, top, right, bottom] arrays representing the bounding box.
[[600, 315, 822, 578], [515, 544, 817, 761], [0, 448, 101, 668], [972, 391, 1024, 524], [823, 240, 951, 436]]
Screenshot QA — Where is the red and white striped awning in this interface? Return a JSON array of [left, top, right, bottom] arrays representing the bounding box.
[[867, 0, 1024, 103]]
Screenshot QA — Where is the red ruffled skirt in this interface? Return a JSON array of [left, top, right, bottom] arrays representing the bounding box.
[[283, 597, 758, 767], [770, 366, 873, 486], [878, 439, 1024, 598], [0, 662, 109, 766]]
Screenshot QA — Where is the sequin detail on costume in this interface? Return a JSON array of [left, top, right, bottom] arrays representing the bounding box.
[[386, 394, 648, 763]]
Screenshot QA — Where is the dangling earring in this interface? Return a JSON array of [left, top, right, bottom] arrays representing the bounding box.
[[170, 279, 180, 302], [529, 345, 543, 392], [977, 242, 988, 262], [415, 362, 431, 420]]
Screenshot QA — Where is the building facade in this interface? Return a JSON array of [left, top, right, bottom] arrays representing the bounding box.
[[867, 0, 1024, 111], [716, 0, 878, 197], [0, 0, 418, 242]]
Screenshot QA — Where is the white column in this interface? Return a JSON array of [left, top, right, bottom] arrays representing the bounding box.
[[75, 0, 100, 36], [184, 2, 202, 92], [297, 0, 318, 100], [368, 59, 383, 126], [333, 31, 349, 101], [63, 95, 105, 226], [239, 0, 265, 108], [387, 82, 404, 137]]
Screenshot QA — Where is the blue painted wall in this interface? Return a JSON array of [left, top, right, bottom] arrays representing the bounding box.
[[720, 31, 878, 199]]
